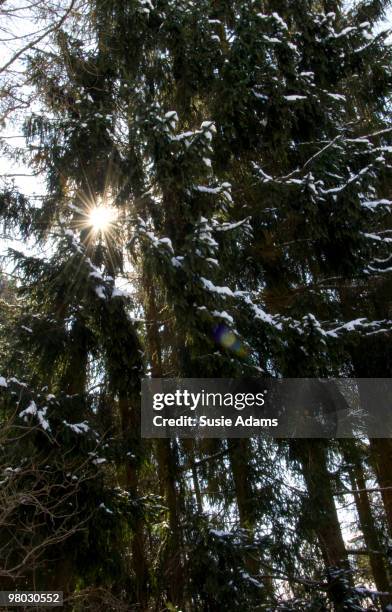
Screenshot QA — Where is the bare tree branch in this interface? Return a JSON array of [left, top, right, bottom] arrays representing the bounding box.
[[0, 0, 77, 75]]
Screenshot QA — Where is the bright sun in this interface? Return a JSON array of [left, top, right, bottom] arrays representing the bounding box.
[[88, 205, 117, 233]]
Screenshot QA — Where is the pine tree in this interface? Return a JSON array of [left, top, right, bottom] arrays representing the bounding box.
[[1, 0, 392, 609]]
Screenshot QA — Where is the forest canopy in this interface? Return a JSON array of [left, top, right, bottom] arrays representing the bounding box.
[[0, 0, 392, 610]]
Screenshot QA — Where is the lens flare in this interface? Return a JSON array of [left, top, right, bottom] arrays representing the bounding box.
[[213, 324, 249, 358], [88, 204, 117, 233]]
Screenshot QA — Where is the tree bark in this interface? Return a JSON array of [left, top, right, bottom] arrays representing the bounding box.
[[352, 350, 392, 540], [119, 395, 149, 609], [369, 438, 392, 540], [293, 440, 352, 610], [228, 439, 255, 532], [101, 296, 149, 609], [350, 455, 391, 606], [341, 440, 391, 608], [227, 439, 275, 603], [143, 269, 185, 607]]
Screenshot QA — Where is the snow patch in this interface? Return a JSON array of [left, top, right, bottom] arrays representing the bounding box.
[[63, 420, 90, 434], [19, 401, 51, 432], [201, 278, 234, 298], [99, 502, 114, 514], [212, 310, 235, 325]]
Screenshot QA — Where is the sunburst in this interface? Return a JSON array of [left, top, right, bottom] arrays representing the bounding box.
[[88, 203, 117, 234]]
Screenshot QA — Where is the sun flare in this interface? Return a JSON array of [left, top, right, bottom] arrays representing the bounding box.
[[88, 204, 117, 233]]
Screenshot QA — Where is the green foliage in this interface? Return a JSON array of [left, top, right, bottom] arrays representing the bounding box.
[[0, 0, 391, 608]]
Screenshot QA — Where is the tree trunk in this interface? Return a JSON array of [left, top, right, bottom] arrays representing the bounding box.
[[293, 440, 352, 610], [369, 438, 392, 540], [119, 395, 149, 609], [228, 438, 256, 577], [51, 317, 88, 597], [348, 450, 391, 607], [341, 440, 391, 606], [353, 381, 392, 538], [228, 439, 255, 532], [143, 270, 184, 607], [156, 438, 184, 606], [63, 317, 89, 396], [191, 449, 203, 513], [352, 356, 392, 540]]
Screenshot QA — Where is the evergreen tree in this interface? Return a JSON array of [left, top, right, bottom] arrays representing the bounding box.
[[0, 0, 391, 609]]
